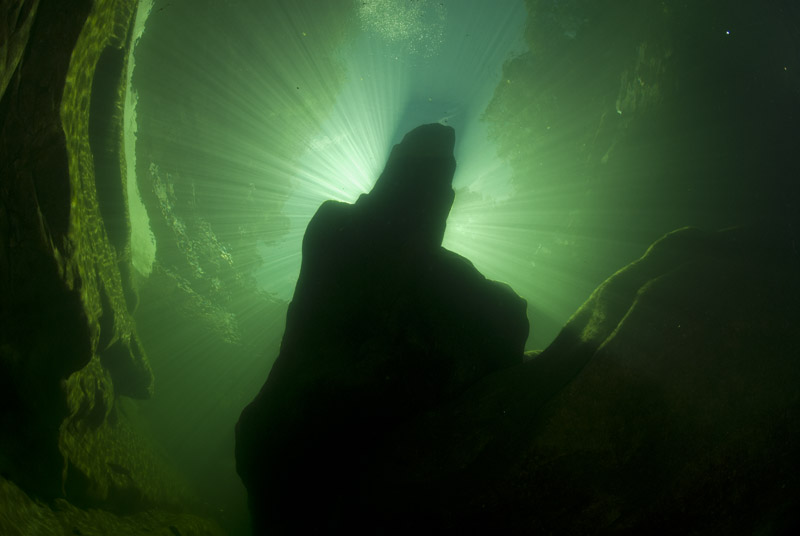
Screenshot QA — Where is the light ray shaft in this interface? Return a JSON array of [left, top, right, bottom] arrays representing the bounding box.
[[253, 0, 532, 304]]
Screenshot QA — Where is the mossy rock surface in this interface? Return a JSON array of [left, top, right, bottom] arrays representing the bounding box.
[[1, 0, 218, 528]]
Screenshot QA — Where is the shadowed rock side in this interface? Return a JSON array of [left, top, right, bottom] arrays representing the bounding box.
[[1, 2, 224, 534], [235, 124, 529, 533], [361, 226, 800, 534], [239, 204, 799, 533]]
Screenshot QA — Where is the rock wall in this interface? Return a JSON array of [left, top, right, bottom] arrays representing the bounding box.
[[0, 1, 223, 533], [371, 226, 800, 534]]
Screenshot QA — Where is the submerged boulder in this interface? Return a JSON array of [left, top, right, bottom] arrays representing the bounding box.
[[235, 123, 529, 533], [369, 225, 800, 534]]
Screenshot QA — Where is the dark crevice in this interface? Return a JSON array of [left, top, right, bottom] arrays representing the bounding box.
[[100, 342, 132, 396], [89, 45, 128, 253], [119, 258, 138, 314], [19, 0, 93, 243], [97, 283, 114, 352], [100, 335, 151, 400], [84, 379, 108, 429], [13, 2, 35, 33]]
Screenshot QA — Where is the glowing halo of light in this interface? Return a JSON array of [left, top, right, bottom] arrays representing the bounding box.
[[254, 0, 533, 318]]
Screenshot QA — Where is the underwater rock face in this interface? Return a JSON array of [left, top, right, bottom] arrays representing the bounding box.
[[236, 123, 529, 533], [240, 219, 799, 533], [0, 474, 226, 536], [367, 226, 800, 534], [1, 1, 222, 532]]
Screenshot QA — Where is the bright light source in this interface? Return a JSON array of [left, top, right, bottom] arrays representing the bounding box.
[[257, 0, 531, 303]]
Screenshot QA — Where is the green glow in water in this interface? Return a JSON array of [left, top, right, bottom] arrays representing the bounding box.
[[254, 0, 531, 304], [127, 2, 797, 533]]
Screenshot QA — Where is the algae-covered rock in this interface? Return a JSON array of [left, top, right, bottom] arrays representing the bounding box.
[[0, 475, 225, 536], [1, 1, 40, 102], [0, 0, 218, 529]]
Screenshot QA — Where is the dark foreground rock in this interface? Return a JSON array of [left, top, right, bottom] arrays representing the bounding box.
[[235, 124, 529, 533], [1, 2, 227, 533], [240, 208, 800, 533], [369, 225, 800, 534]]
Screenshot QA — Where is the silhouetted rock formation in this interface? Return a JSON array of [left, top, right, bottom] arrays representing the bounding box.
[[236, 124, 529, 533], [239, 206, 800, 533], [362, 226, 800, 534]]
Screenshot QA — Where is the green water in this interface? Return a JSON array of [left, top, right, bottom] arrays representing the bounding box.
[[124, 0, 798, 533]]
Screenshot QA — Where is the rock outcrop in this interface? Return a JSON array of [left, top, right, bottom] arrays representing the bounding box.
[[0, 2, 224, 533], [239, 206, 799, 533], [235, 124, 529, 533], [370, 225, 800, 534]]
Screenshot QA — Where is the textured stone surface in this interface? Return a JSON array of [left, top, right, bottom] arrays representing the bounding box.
[[0, 0, 218, 530], [236, 124, 529, 533], [0, 475, 225, 536]]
